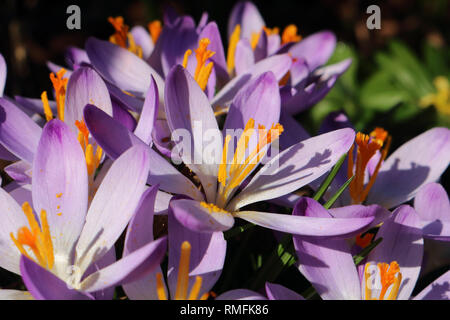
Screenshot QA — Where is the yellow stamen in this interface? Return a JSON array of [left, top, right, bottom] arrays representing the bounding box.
[[174, 241, 191, 300], [378, 262, 402, 300], [182, 49, 192, 69], [263, 26, 280, 36], [250, 31, 261, 50], [75, 120, 103, 177], [156, 272, 167, 300], [49, 69, 68, 121], [10, 202, 55, 270], [419, 76, 450, 116], [148, 20, 162, 43], [41, 91, 53, 122], [200, 202, 230, 214], [348, 128, 390, 204], [188, 276, 203, 300], [281, 24, 302, 44], [227, 24, 241, 74], [216, 118, 283, 207]]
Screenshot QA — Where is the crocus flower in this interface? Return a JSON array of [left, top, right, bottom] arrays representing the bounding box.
[[0, 120, 166, 299], [123, 193, 225, 300], [294, 204, 450, 300], [85, 65, 374, 239]]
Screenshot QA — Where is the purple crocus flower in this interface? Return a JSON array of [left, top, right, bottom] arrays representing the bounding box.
[[85, 65, 374, 238], [0, 120, 166, 299], [294, 204, 450, 300], [217, 282, 304, 300], [123, 193, 225, 300]]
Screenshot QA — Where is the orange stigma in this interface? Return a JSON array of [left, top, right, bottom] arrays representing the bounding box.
[[10, 202, 55, 270], [250, 31, 261, 50], [263, 26, 280, 36], [281, 24, 302, 44], [348, 128, 391, 204], [364, 261, 402, 300], [47, 68, 68, 122], [355, 233, 374, 248], [216, 118, 283, 208], [156, 241, 209, 300], [108, 16, 143, 58], [148, 20, 162, 43], [182, 38, 215, 91]]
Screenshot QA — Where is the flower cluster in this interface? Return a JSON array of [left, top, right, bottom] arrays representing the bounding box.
[[0, 2, 448, 300]]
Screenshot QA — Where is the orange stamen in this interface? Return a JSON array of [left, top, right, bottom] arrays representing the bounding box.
[[281, 24, 302, 44], [49, 69, 68, 121], [148, 20, 162, 43], [182, 38, 215, 91]]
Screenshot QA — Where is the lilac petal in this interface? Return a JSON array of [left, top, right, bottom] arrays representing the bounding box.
[[319, 110, 353, 134], [84, 105, 204, 200], [170, 199, 235, 233], [279, 112, 310, 150], [235, 202, 373, 237], [14, 95, 57, 115], [0, 187, 30, 274], [289, 58, 309, 87], [65, 67, 112, 134], [75, 145, 150, 274], [227, 1, 265, 40], [414, 183, 450, 240], [85, 37, 164, 98], [228, 128, 355, 210], [167, 206, 226, 298], [32, 119, 88, 257], [165, 65, 220, 202], [0, 290, 33, 300], [328, 204, 391, 231], [20, 256, 93, 300], [0, 142, 19, 161], [134, 75, 159, 144], [234, 39, 254, 76], [414, 270, 450, 300], [5, 160, 32, 183], [122, 185, 162, 300], [47, 61, 72, 78], [160, 16, 199, 76], [367, 127, 450, 209], [81, 237, 167, 292], [224, 71, 280, 133], [212, 54, 292, 107], [289, 31, 336, 71], [65, 46, 90, 68], [131, 26, 154, 60], [367, 205, 424, 300], [292, 198, 362, 299], [82, 246, 116, 300], [0, 53, 6, 96], [5, 181, 32, 206], [254, 30, 268, 62], [155, 190, 172, 215], [0, 97, 42, 163], [111, 98, 137, 132], [265, 283, 304, 300], [199, 22, 229, 85], [106, 81, 144, 112], [216, 289, 267, 300]]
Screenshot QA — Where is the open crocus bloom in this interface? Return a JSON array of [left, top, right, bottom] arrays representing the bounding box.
[[0, 120, 167, 299], [414, 182, 450, 241], [85, 64, 375, 238], [122, 190, 225, 300], [294, 204, 450, 300]]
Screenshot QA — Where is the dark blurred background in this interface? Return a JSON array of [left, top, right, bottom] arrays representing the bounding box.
[[0, 0, 448, 98]]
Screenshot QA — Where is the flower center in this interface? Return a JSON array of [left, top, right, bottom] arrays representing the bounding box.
[[108, 16, 143, 58], [148, 20, 162, 44], [41, 68, 68, 122], [10, 202, 55, 270], [216, 118, 283, 208], [364, 261, 402, 300], [182, 38, 216, 91], [420, 76, 450, 116], [347, 128, 391, 204], [156, 241, 208, 300]]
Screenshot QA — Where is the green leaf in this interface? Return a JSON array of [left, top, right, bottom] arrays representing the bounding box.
[[313, 153, 347, 201], [360, 72, 407, 111], [323, 175, 354, 209], [353, 237, 383, 265]]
